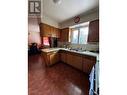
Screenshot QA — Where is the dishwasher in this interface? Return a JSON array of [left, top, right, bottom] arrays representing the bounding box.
[[89, 60, 99, 95]]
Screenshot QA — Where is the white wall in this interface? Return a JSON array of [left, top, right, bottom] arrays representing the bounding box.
[[59, 10, 99, 29], [40, 8, 99, 29]]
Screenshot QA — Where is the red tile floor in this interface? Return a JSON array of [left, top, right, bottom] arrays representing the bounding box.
[[28, 54, 90, 95]]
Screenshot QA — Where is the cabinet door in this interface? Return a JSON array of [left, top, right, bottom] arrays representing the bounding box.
[[40, 23, 44, 36], [67, 54, 82, 71], [40, 23, 60, 38], [60, 52, 67, 63], [51, 27, 60, 38], [49, 52, 59, 65], [60, 28, 69, 42], [50, 26, 56, 37], [56, 28, 60, 38], [54, 28, 58, 38], [40, 23, 51, 37], [82, 56, 96, 74], [44, 24, 51, 37], [49, 26, 58, 38], [88, 19, 99, 42]]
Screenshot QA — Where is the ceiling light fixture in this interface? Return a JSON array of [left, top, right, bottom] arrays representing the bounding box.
[[53, 0, 62, 4]]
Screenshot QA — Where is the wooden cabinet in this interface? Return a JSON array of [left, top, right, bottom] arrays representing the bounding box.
[[42, 51, 59, 66], [66, 53, 82, 71], [40, 23, 60, 38], [50, 26, 60, 38], [88, 19, 99, 42], [42, 49, 97, 73], [82, 56, 96, 74], [55, 28, 60, 38], [60, 52, 67, 63], [60, 51, 96, 72], [50, 26, 55, 37], [60, 28, 69, 42], [40, 23, 51, 37], [49, 51, 59, 65]]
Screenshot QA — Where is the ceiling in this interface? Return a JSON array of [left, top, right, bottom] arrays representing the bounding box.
[[43, 0, 99, 23]]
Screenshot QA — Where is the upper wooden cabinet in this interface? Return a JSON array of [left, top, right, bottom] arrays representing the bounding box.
[[40, 23, 60, 38], [50, 26, 55, 37], [56, 28, 60, 38], [60, 28, 70, 42], [88, 19, 99, 42], [40, 23, 51, 37], [50, 26, 60, 38]]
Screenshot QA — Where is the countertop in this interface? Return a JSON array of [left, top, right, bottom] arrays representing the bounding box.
[[41, 48, 99, 61]]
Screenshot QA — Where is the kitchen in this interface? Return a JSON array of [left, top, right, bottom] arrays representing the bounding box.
[[28, 0, 99, 95]]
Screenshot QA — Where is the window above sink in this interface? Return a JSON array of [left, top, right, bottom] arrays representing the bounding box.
[[70, 22, 89, 44]]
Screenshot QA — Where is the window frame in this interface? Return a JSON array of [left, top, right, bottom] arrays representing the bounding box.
[[70, 25, 89, 44]]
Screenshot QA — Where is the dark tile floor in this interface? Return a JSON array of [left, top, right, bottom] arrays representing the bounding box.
[[28, 54, 90, 95]]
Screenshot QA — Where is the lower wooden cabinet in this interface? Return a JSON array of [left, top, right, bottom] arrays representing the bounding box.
[[42, 51, 59, 66], [82, 56, 96, 74], [49, 51, 59, 65], [67, 53, 82, 71], [42, 50, 97, 74], [60, 52, 67, 63]]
